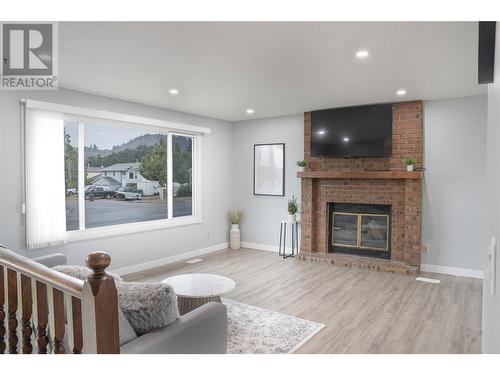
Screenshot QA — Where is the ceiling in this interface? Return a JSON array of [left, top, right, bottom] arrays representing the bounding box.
[[59, 22, 486, 122]]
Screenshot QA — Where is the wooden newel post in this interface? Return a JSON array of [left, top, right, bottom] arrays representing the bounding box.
[[83, 252, 120, 354]]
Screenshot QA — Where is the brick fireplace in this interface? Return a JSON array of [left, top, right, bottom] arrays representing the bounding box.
[[298, 101, 423, 275]]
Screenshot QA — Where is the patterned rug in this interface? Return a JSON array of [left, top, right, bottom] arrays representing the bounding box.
[[223, 299, 325, 354]]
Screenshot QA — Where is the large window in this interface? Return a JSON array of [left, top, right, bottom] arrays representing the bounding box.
[[64, 121, 197, 233], [23, 101, 205, 249]]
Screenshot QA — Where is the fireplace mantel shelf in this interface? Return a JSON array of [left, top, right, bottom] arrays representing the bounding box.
[[297, 170, 423, 180]]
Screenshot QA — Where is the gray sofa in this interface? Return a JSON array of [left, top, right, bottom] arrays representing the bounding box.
[[33, 253, 228, 354]]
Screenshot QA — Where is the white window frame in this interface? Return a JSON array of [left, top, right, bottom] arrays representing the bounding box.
[[23, 99, 207, 243]]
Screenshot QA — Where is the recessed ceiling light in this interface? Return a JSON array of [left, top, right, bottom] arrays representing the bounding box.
[[246, 108, 254, 115], [343, 137, 350, 142], [169, 88, 179, 95], [396, 89, 407, 96], [317, 130, 326, 135], [356, 50, 369, 59]]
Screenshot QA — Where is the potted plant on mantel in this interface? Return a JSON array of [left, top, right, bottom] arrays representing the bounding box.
[[403, 158, 416, 172], [287, 196, 299, 224], [229, 210, 242, 250], [296, 160, 308, 172]]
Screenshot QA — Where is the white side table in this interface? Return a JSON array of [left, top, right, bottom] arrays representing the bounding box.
[[162, 273, 235, 315], [278, 221, 299, 258]]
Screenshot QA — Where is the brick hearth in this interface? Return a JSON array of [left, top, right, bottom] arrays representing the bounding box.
[[298, 101, 423, 275]]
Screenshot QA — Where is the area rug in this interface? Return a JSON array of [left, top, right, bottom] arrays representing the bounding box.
[[223, 299, 325, 354]]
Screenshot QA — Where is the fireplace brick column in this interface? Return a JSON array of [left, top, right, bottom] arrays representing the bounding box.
[[403, 178, 422, 267], [301, 178, 314, 253], [301, 111, 314, 253]]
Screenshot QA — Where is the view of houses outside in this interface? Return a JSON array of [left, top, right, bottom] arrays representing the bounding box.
[[64, 122, 193, 231]]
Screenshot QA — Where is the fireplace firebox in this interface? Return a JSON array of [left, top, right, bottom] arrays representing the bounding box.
[[328, 203, 391, 259]]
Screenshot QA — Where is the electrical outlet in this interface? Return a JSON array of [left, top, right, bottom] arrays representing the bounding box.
[[207, 231, 210, 239], [423, 244, 430, 254]]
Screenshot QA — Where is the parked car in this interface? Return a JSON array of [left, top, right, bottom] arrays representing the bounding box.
[[85, 186, 113, 200], [66, 188, 77, 196], [114, 187, 142, 200]]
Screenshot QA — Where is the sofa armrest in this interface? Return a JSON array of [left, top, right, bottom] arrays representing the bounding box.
[[32, 253, 67, 268], [120, 302, 227, 354]]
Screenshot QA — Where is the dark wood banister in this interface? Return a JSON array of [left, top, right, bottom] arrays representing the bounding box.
[[85, 251, 120, 353], [0, 245, 83, 297], [0, 245, 120, 354]]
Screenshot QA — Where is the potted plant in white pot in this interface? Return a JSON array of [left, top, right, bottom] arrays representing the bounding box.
[[403, 158, 416, 172], [229, 210, 241, 250], [296, 160, 308, 173], [287, 196, 299, 224]]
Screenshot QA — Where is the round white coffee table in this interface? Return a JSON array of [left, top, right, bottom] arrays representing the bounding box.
[[162, 273, 236, 315]]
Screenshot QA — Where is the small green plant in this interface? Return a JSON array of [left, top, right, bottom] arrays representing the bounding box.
[[229, 210, 241, 225], [288, 196, 299, 215], [402, 158, 416, 166], [296, 160, 308, 167]]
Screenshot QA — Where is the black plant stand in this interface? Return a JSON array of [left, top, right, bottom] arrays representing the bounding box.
[[278, 221, 299, 258]]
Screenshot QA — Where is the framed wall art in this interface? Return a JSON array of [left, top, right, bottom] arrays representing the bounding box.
[[253, 143, 285, 196]]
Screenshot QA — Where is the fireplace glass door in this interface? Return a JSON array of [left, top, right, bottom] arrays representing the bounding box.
[[332, 213, 359, 247], [331, 211, 390, 252], [360, 214, 389, 250]]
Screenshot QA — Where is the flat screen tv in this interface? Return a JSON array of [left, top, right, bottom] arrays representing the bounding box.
[[310, 103, 392, 157]]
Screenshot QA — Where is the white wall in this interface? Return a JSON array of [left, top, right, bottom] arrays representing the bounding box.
[[0, 88, 234, 269], [422, 96, 487, 274], [232, 115, 303, 249], [483, 23, 500, 354]]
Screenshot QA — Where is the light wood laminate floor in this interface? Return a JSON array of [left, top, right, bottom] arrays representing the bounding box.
[[125, 248, 482, 354]]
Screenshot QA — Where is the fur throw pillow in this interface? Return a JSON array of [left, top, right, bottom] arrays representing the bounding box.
[[52, 265, 179, 337], [115, 281, 180, 336], [52, 265, 123, 282]]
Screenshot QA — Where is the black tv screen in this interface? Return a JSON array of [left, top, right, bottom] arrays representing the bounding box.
[[310, 103, 392, 157]]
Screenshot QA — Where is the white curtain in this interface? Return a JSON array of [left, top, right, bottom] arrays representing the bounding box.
[[25, 109, 66, 249]]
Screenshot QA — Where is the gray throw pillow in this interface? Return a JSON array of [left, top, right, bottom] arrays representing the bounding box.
[[116, 281, 180, 336]]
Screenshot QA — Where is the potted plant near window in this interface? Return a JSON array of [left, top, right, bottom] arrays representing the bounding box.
[[229, 210, 242, 250], [287, 196, 299, 224], [403, 158, 416, 172], [296, 160, 308, 172]]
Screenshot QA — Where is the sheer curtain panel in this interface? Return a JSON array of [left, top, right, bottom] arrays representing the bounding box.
[[25, 109, 66, 249]]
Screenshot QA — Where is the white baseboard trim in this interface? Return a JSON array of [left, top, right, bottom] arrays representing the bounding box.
[[241, 241, 277, 252], [421, 263, 484, 279], [112, 242, 229, 276], [240, 241, 290, 253]]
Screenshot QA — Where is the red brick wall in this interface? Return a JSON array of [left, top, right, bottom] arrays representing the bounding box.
[[300, 101, 423, 270], [313, 180, 406, 260]]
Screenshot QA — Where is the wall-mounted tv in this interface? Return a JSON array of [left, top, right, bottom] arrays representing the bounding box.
[[310, 103, 393, 158]]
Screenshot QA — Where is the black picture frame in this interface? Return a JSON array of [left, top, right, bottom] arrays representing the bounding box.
[[253, 143, 285, 196]]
